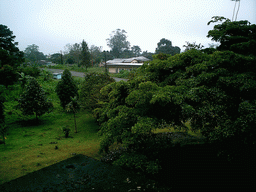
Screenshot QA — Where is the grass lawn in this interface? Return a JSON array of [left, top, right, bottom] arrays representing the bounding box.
[[0, 77, 102, 185]]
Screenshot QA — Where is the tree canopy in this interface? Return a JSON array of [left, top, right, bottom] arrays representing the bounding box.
[[24, 44, 46, 62], [106, 29, 130, 58], [80, 40, 91, 70], [0, 24, 24, 68], [207, 16, 256, 56], [155, 38, 180, 55], [93, 18, 256, 172]]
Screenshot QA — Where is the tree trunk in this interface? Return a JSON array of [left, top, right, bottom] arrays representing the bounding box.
[[74, 112, 77, 133]]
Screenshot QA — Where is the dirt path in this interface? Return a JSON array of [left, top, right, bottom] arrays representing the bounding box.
[[42, 68, 128, 82]]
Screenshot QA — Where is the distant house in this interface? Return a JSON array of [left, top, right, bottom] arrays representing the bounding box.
[[106, 56, 150, 73], [53, 73, 62, 79]]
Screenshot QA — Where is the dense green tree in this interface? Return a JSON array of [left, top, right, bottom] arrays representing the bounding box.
[[0, 24, 24, 68], [24, 44, 46, 62], [207, 16, 256, 56], [56, 69, 78, 109], [106, 29, 130, 58], [155, 38, 180, 55], [18, 78, 53, 120], [0, 65, 18, 88], [80, 40, 91, 70], [94, 18, 256, 173]]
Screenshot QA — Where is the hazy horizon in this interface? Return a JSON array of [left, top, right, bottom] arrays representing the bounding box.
[[1, 0, 255, 55]]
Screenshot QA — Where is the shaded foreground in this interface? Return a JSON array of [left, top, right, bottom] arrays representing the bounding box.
[[1, 143, 255, 191], [0, 154, 159, 192]]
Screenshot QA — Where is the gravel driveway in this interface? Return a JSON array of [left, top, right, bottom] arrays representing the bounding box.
[[42, 68, 128, 82]]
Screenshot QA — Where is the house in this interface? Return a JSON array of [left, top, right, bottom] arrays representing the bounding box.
[[106, 56, 150, 73], [53, 73, 62, 79]]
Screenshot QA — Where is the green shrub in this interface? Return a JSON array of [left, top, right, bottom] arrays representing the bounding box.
[[18, 66, 41, 78]]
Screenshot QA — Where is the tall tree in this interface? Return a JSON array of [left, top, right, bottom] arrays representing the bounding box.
[[155, 38, 180, 55], [24, 44, 46, 62], [56, 69, 78, 109], [80, 40, 91, 70], [131, 45, 142, 57], [89, 45, 102, 65], [70, 43, 81, 66], [106, 29, 130, 58], [0, 24, 24, 68]]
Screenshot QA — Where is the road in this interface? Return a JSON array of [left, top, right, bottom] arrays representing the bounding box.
[[42, 68, 128, 82]]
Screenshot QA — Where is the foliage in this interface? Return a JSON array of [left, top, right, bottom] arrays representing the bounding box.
[[18, 64, 41, 78], [80, 72, 115, 110], [106, 29, 130, 58], [18, 72, 33, 91], [0, 65, 18, 88], [18, 78, 53, 120], [207, 16, 256, 56], [183, 41, 204, 52], [56, 69, 78, 109], [94, 18, 256, 173], [89, 45, 102, 65], [0, 24, 24, 68], [131, 45, 141, 57], [66, 96, 80, 133], [113, 69, 130, 78], [80, 40, 91, 70], [40, 69, 53, 81], [155, 38, 180, 55], [24, 44, 46, 62], [49, 53, 62, 64], [0, 86, 5, 122], [68, 43, 81, 65]]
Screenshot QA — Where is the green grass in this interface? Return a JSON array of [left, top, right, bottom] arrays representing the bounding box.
[[0, 77, 102, 185]]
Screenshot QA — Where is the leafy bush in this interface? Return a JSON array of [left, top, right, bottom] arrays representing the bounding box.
[[40, 70, 53, 81], [115, 69, 130, 78], [18, 65, 41, 78]]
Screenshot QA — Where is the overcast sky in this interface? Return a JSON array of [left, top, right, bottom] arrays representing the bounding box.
[[1, 0, 255, 55]]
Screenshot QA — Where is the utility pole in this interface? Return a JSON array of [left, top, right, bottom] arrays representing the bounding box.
[[104, 51, 107, 74], [60, 50, 63, 64]]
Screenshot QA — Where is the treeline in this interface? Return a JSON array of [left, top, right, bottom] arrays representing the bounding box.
[[21, 28, 183, 67]]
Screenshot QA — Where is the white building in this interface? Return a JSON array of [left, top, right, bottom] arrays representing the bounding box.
[[106, 56, 150, 73]]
